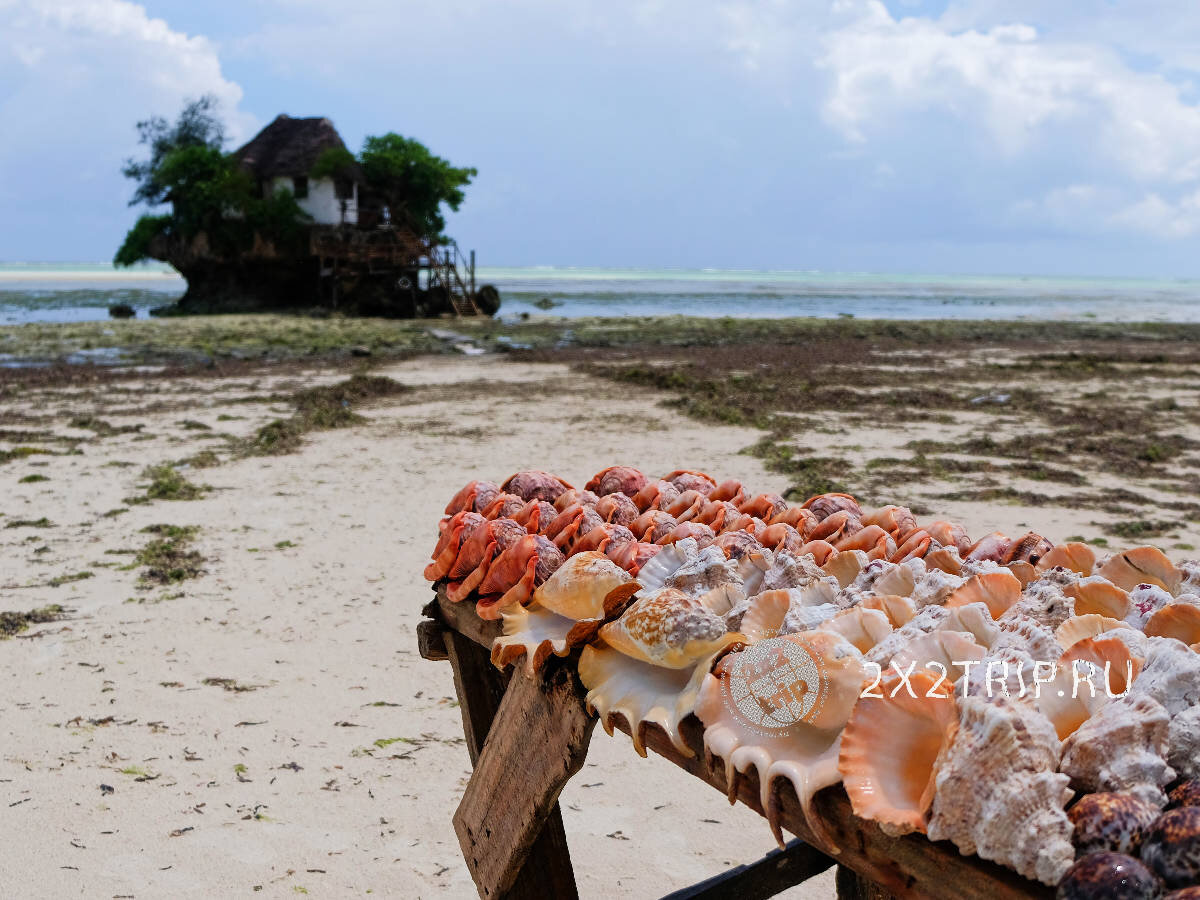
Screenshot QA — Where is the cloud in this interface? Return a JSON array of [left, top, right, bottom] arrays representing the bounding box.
[[0, 0, 249, 258]]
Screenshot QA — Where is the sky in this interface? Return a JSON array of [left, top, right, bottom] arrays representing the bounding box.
[[4, 0, 1200, 276]]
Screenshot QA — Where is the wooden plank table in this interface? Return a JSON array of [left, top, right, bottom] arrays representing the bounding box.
[[420, 585, 1053, 900]]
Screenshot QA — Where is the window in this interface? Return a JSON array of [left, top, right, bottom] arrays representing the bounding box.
[[335, 179, 354, 200], [292, 176, 309, 199]]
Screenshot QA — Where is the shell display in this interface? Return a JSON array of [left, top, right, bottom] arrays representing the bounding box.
[[424, 471, 1200, 893]]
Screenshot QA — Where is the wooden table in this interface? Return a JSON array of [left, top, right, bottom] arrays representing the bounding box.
[[418, 585, 1053, 900]]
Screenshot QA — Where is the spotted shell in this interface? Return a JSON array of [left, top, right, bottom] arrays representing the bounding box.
[[1170, 781, 1200, 810], [598, 587, 742, 669], [1141, 807, 1200, 889], [1057, 852, 1162, 900], [1069, 792, 1160, 857]]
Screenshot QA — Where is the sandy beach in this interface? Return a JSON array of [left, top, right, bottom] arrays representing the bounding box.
[[2, 337, 1198, 898]]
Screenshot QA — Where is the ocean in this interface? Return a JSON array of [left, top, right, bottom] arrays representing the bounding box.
[[3, 263, 1200, 324]]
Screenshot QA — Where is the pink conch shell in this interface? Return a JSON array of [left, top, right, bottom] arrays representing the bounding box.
[[838, 671, 958, 835], [945, 570, 1022, 619], [665, 489, 708, 521], [476, 533, 565, 619], [1098, 547, 1183, 594], [861, 506, 917, 540], [1038, 636, 1142, 740], [695, 631, 868, 849], [444, 480, 501, 516], [631, 479, 681, 512], [585, 466, 648, 498], [801, 492, 863, 521], [808, 509, 859, 544], [444, 517, 527, 603], [926, 520, 972, 555], [1066, 577, 1132, 620], [1037, 542, 1096, 575], [663, 469, 717, 496], [480, 492, 527, 520], [569, 523, 635, 556], [630, 509, 677, 543], [512, 499, 556, 535], [1055, 614, 1135, 650], [712, 530, 764, 561], [966, 531, 1011, 563], [553, 488, 598, 512], [891, 529, 933, 563], [834, 524, 891, 557], [709, 478, 747, 505], [424, 510, 485, 581], [924, 546, 964, 575], [797, 539, 838, 566], [605, 540, 660, 577], [501, 470, 573, 503], [491, 552, 638, 677], [759, 523, 806, 554], [593, 492, 639, 527], [739, 493, 789, 521], [768, 506, 818, 538], [656, 522, 716, 548], [1145, 602, 1200, 646], [1006, 560, 1038, 588]]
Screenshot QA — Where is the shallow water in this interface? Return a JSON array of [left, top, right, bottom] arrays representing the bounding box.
[[4, 263, 1200, 323]]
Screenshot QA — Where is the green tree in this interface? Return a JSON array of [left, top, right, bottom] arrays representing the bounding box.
[[115, 97, 307, 266], [358, 134, 476, 239]]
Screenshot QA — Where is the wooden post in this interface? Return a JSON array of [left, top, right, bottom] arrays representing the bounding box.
[[442, 630, 582, 899]]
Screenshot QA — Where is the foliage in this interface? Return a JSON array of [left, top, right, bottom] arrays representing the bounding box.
[[310, 147, 357, 181], [359, 133, 476, 239], [115, 96, 309, 266]]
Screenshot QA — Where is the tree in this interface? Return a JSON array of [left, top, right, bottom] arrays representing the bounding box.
[[358, 134, 476, 240], [115, 97, 306, 266]]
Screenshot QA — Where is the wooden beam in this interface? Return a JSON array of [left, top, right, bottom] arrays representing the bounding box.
[[454, 661, 595, 899], [442, 625, 580, 899], [659, 838, 834, 900], [417, 619, 448, 662], [431, 585, 1052, 900]]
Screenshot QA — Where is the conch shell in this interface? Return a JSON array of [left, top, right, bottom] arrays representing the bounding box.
[[945, 570, 1022, 619], [1066, 577, 1132, 620], [1056, 614, 1135, 650], [1098, 547, 1182, 594], [1037, 542, 1095, 575], [927, 693, 1076, 885], [585, 466, 647, 498], [695, 631, 868, 848], [1037, 636, 1142, 740], [1145, 602, 1200, 646], [579, 588, 745, 756], [490, 552, 639, 677], [838, 671, 958, 835]]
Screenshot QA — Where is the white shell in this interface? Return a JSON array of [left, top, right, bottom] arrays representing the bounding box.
[[1125, 635, 1200, 779], [927, 693, 1075, 886]]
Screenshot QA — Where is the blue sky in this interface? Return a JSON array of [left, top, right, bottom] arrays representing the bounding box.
[[5, 0, 1200, 276]]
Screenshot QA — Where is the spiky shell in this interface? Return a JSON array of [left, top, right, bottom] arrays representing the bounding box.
[[1067, 577, 1132, 620], [857, 593, 918, 628], [1060, 694, 1175, 809], [890, 629, 986, 684], [1038, 637, 1143, 741]]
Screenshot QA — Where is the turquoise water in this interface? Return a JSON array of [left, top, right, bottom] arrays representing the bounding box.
[[3, 262, 1200, 323]]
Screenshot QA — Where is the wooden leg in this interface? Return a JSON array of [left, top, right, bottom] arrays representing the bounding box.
[[659, 837, 834, 900], [836, 864, 898, 900], [444, 630, 585, 899]]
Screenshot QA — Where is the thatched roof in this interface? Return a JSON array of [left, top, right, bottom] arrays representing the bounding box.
[[233, 115, 364, 182]]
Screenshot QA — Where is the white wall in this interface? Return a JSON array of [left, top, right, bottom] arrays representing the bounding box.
[[268, 176, 358, 226]]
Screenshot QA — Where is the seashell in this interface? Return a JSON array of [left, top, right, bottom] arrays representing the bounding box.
[[1004, 580, 1075, 632], [966, 531, 1012, 563], [890, 629, 986, 684], [891, 528, 933, 563], [1099, 546, 1183, 594], [598, 587, 740, 669], [926, 692, 1076, 886], [630, 509, 677, 543], [757, 551, 832, 594], [1003, 531, 1054, 566], [512, 499, 557, 534], [696, 631, 868, 848], [569, 523, 635, 556], [501, 470, 573, 503], [480, 492, 528, 520], [858, 593, 918, 627], [585, 466, 648, 498], [1127, 585, 1175, 631], [476, 533, 566, 618], [818, 606, 893, 653], [1069, 792, 1161, 857], [650, 542, 740, 600], [553, 487, 598, 512], [759, 522, 806, 554], [1057, 615, 1136, 650], [593, 492, 639, 527], [992, 613, 1066, 665], [1140, 807, 1200, 889], [1038, 542, 1096, 576], [425, 510, 485, 581], [444, 479, 502, 516], [490, 552, 638, 677], [801, 492, 863, 521], [738, 492, 789, 521], [1169, 781, 1200, 810], [665, 489, 708, 522], [910, 564, 967, 609], [1007, 560, 1039, 587], [926, 520, 972, 555], [729, 589, 792, 641], [941, 602, 1001, 649], [1060, 694, 1175, 809], [663, 469, 717, 496], [1057, 852, 1162, 900], [605, 540, 660, 577], [822, 548, 868, 588], [834, 524, 892, 556], [1163, 889, 1200, 900], [711, 529, 763, 561], [808, 509, 859, 544], [1039, 637, 1142, 741], [1125, 637, 1200, 780], [656, 522, 717, 548], [736, 582, 840, 641], [866, 605, 952, 671], [780, 602, 841, 635], [923, 545, 964, 575], [444, 517, 528, 603], [861, 505, 918, 540], [946, 569, 1023, 619], [797, 539, 838, 566], [861, 559, 919, 598], [632, 478, 681, 513], [767, 505, 818, 537], [838, 670, 958, 836], [709, 478, 747, 505], [1067, 577, 1133, 620], [1146, 602, 1200, 646], [694, 499, 740, 533]]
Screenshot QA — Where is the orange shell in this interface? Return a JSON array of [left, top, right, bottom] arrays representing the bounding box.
[[1037, 542, 1096, 576], [838, 671, 958, 835], [1145, 602, 1200, 645], [1066, 579, 1131, 619], [945, 569, 1022, 619], [1097, 546, 1182, 594]]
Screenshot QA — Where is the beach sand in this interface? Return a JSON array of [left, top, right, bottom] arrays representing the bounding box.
[[0, 349, 1193, 897]]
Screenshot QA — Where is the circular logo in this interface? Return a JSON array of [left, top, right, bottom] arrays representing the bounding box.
[[718, 636, 828, 736]]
